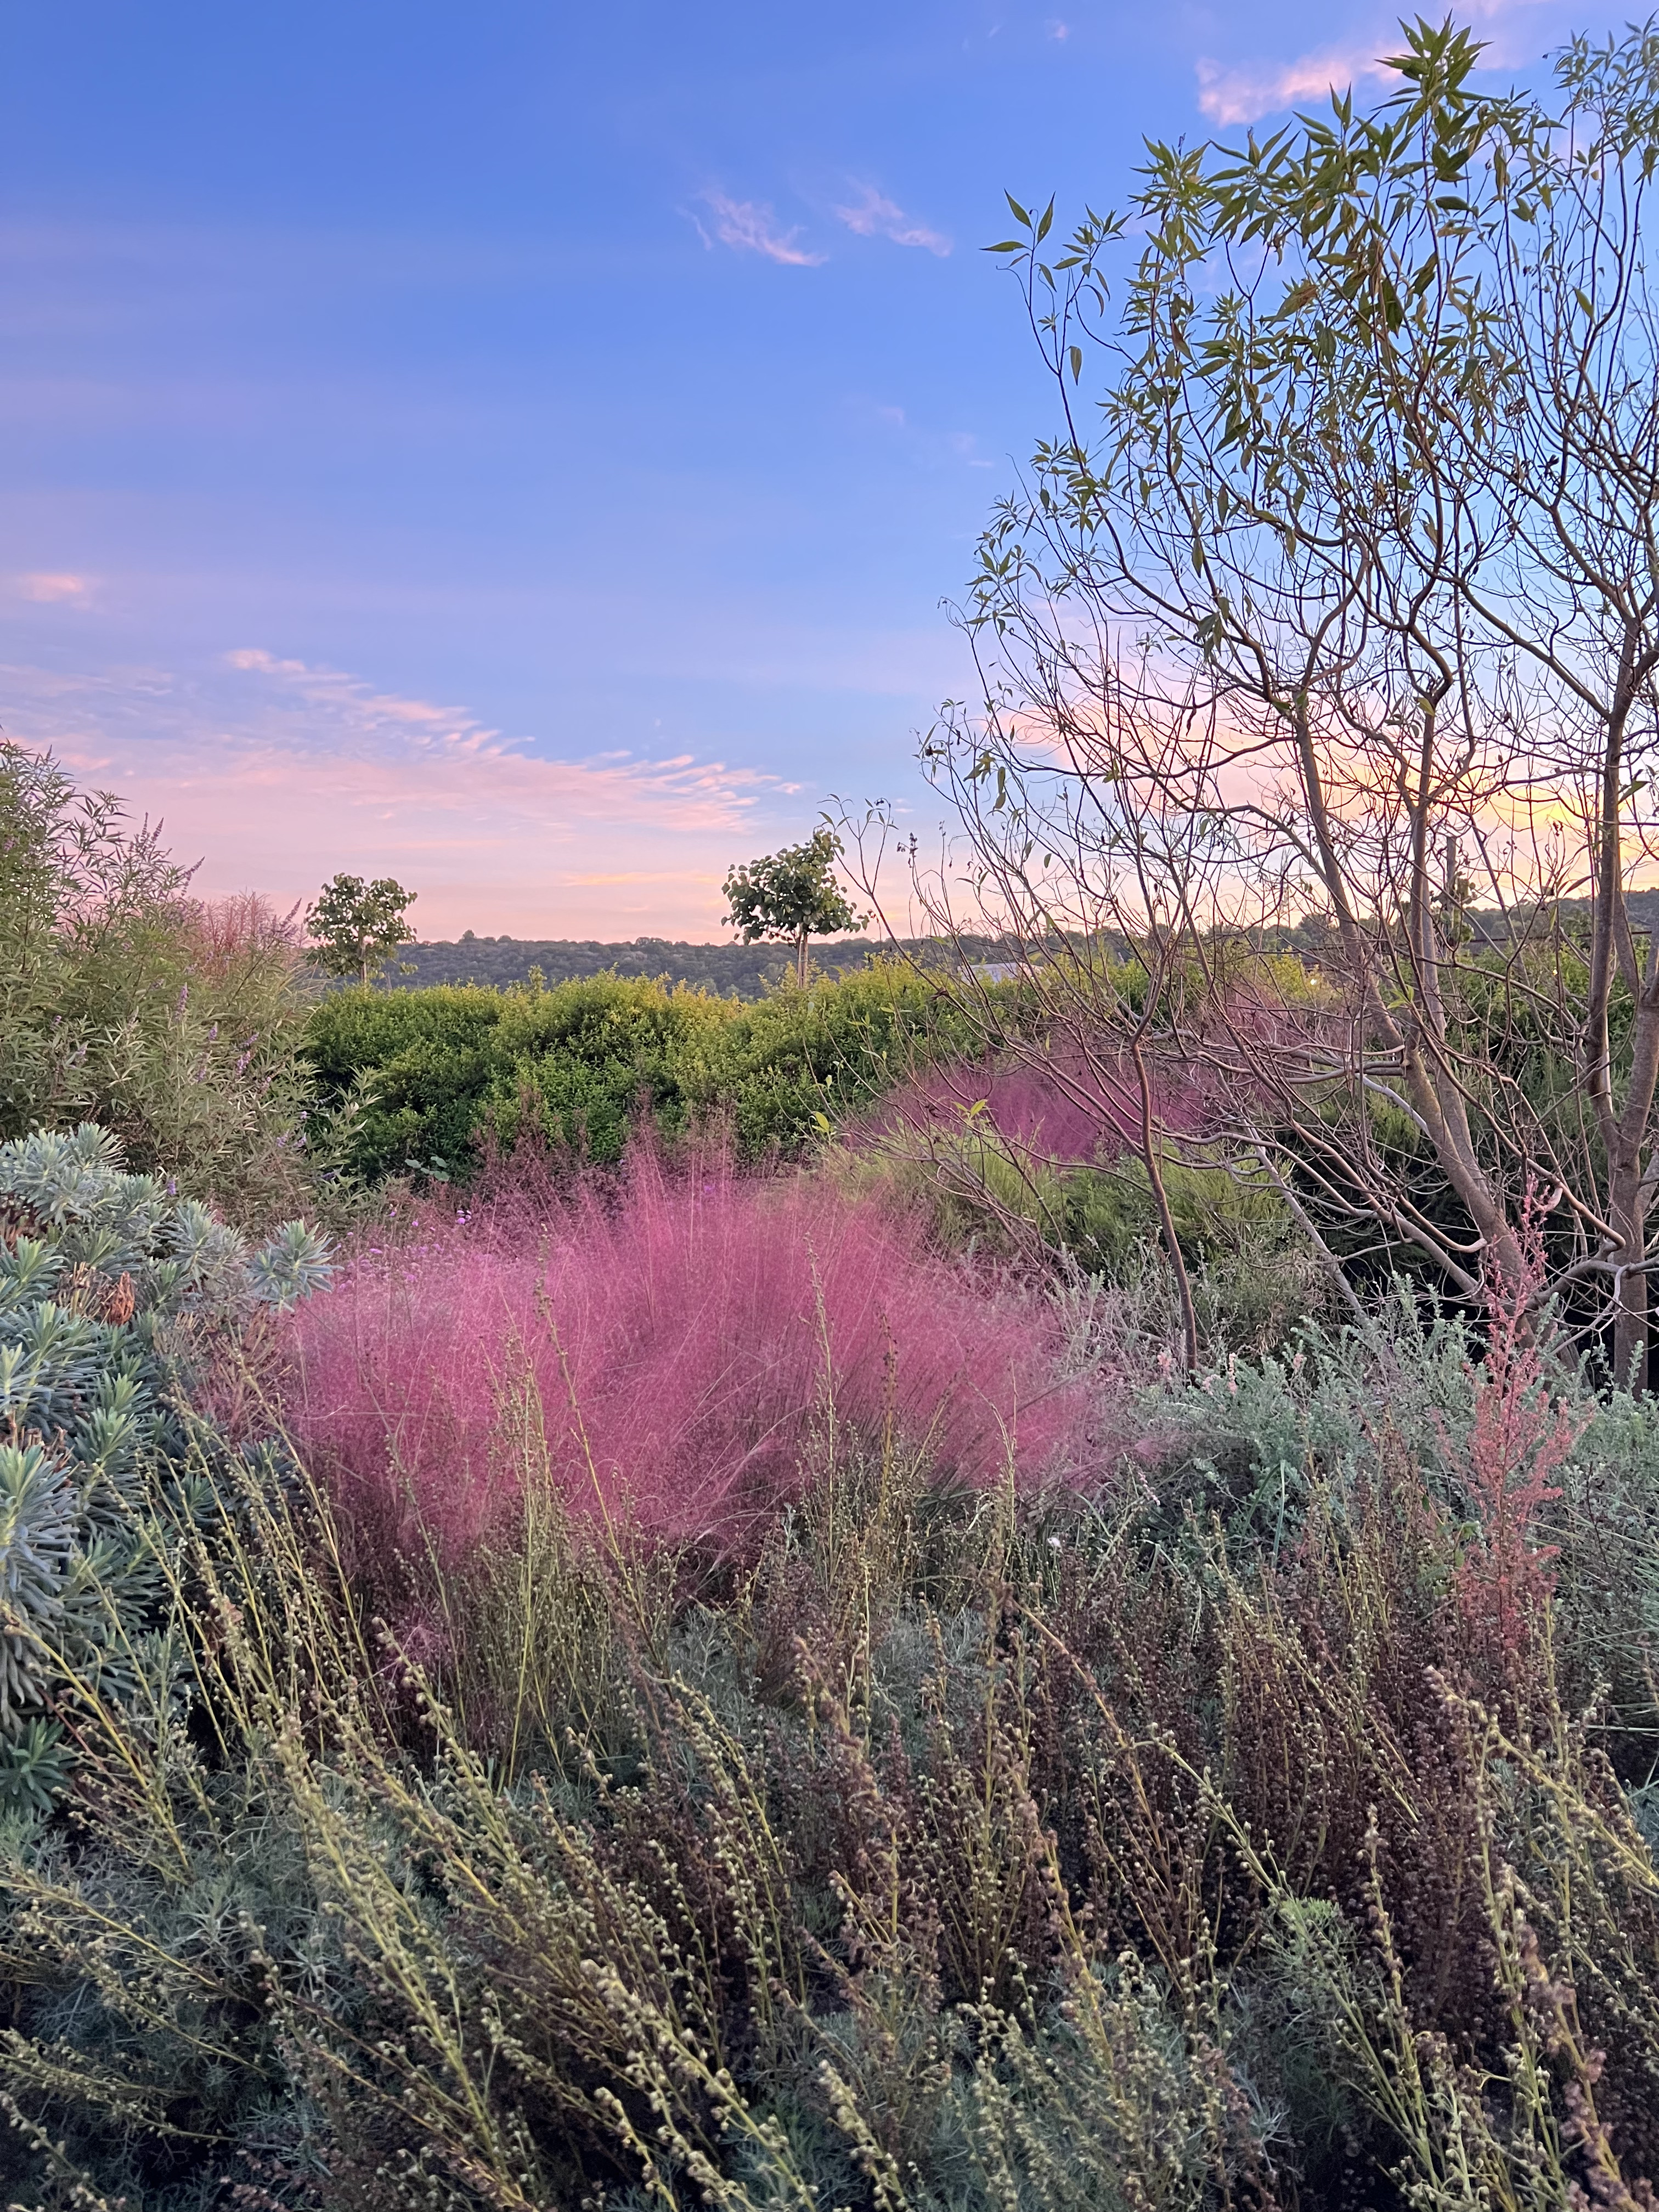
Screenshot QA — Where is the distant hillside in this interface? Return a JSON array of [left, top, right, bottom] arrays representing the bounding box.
[[356, 891, 1659, 1002], [388, 933, 1018, 1000]]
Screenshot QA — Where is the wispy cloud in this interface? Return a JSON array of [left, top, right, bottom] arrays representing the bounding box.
[[1194, 43, 1398, 125], [851, 397, 993, 470], [1195, 0, 1549, 127], [13, 572, 95, 605], [698, 193, 826, 267], [832, 186, 951, 257], [0, 646, 799, 937]]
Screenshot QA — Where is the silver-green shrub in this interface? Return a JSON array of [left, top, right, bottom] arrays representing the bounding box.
[[0, 1123, 330, 1806]]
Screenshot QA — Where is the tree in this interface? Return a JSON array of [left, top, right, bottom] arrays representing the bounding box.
[[721, 830, 865, 988], [306, 874, 417, 987], [908, 19, 1659, 1381]]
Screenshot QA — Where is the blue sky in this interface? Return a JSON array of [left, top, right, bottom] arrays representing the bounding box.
[[0, 0, 1622, 936]]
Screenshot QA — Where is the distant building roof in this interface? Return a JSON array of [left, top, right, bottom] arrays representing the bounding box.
[[965, 962, 1023, 985]]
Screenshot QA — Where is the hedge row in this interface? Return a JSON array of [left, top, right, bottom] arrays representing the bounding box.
[[304, 963, 991, 1182]]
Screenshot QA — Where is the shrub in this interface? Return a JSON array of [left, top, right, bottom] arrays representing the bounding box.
[[304, 980, 545, 1182], [479, 974, 735, 1160], [678, 959, 989, 1158], [0, 1122, 330, 1811], [0, 744, 319, 1220], [304, 962, 990, 1185], [279, 1144, 1103, 1575], [305, 975, 746, 1182]]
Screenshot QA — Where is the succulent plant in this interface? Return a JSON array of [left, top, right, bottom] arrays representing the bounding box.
[[0, 1123, 331, 1798]]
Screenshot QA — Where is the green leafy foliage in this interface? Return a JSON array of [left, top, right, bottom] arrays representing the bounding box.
[[0, 743, 320, 1221], [305, 872, 418, 986], [304, 963, 988, 1182], [681, 960, 990, 1156], [303, 975, 724, 1182], [722, 827, 867, 986]]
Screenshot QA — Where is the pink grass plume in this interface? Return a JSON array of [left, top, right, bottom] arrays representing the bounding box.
[[280, 1144, 1102, 1564]]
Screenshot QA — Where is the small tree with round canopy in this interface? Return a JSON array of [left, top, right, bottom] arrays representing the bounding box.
[[306, 874, 417, 988], [721, 829, 866, 988]]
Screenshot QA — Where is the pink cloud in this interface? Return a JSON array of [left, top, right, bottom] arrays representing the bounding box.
[[833, 186, 951, 257], [1195, 43, 1398, 125], [0, 648, 799, 939], [699, 193, 826, 267], [1195, 0, 1549, 126], [13, 572, 94, 605]]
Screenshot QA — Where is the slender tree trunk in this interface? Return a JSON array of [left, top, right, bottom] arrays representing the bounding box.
[[796, 928, 809, 989], [1611, 1181, 1649, 1388], [1609, 965, 1659, 1389], [1588, 678, 1659, 1390], [1133, 1036, 1199, 1374]]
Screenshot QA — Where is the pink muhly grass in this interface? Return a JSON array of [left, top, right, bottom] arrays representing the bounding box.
[[867, 1045, 1210, 1168], [279, 1147, 1102, 1565]]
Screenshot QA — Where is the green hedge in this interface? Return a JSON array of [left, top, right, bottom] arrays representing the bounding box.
[[304, 963, 987, 1183]]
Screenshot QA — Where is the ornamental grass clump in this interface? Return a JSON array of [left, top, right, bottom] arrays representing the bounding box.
[[279, 1143, 1102, 1571], [870, 1041, 1210, 1167]]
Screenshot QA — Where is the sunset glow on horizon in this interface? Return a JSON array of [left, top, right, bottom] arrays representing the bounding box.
[[1, 0, 1624, 936]]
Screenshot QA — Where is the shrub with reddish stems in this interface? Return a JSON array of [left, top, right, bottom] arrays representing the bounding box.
[[1452, 1290, 1584, 1685]]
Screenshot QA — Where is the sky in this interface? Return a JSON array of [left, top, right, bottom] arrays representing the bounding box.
[[0, 0, 1630, 940]]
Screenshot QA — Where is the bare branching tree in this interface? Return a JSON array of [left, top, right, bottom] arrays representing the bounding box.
[[880, 20, 1659, 1379]]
